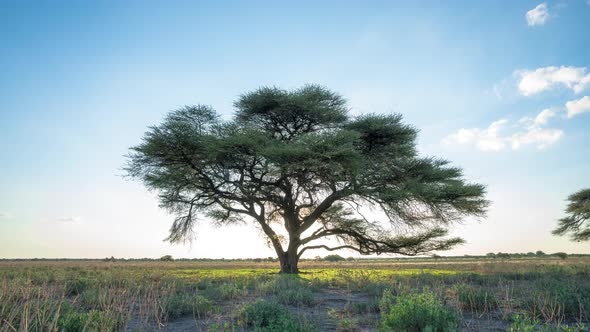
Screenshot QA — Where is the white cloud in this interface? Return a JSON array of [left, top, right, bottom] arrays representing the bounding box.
[[516, 66, 590, 96], [526, 3, 550, 26], [510, 127, 563, 150], [443, 119, 508, 152], [57, 216, 81, 223], [533, 108, 557, 126], [520, 108, 557, 127], [565, 96, 590, 118], [0, 212, 10, 218], [444, 109, 563, 152]]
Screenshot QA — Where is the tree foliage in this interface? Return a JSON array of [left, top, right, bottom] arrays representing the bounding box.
[[553, 188, 590, 241], [126, 85, 488, 272]]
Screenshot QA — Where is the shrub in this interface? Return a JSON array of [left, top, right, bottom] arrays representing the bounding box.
[[164, 293, 212, 319], [239, 300, 300, 332], [160, 255, 174, 261], [380, 291, 459, 332], [456, 285, 498, 313]]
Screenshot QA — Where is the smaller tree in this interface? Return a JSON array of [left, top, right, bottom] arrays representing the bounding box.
[[160, 255, 174, 261], [553, 189, 590, 241], [324, 254, 346, 262], [553, 252, 568, 260], [535, 250, 545, 256]]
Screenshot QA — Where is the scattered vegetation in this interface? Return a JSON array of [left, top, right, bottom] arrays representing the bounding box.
[[1, 257, 589, 331]]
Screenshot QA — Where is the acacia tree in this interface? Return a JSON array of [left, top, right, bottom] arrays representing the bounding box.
[[553, 188, 590, 241], [126, 85, 488, 273]]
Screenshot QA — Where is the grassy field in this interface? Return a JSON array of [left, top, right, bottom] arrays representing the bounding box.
[[1, 257, 589, 331]]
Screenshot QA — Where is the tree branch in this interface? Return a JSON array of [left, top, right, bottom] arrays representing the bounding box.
[[298, 245, 358, 258]]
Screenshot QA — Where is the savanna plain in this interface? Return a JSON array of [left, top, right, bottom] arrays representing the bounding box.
[[1, 256, 589, 332]]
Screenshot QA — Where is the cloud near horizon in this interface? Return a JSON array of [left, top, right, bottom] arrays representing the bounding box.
[[526, 3, 550, 26], [443, 108, 564, 152]]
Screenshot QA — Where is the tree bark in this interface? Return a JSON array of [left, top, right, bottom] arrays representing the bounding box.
[[279, 247, 299, 273]]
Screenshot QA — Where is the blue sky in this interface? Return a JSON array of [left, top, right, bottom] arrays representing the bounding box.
[[1, 1, 589, 258]]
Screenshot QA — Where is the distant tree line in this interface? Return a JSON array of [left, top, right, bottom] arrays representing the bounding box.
[[2, 252, 584, 262], [484, 251, 569, 260]]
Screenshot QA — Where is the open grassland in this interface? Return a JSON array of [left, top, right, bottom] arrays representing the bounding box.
[[1, 257, 590, 331]]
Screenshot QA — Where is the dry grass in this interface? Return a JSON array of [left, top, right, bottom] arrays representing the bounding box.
[[1, 257, 589, 331]]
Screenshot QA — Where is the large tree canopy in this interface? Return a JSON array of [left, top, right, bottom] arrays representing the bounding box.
[[553, 188, 590, 241], [126, 85, 488, 273]]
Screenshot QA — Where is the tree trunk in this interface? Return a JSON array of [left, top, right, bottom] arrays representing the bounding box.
[[279, 245, 300, 274]]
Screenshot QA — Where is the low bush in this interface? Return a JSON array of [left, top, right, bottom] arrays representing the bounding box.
[[163, 293, 212, 319], [380, 290, 459, 332], [239, 300, 300, 332]]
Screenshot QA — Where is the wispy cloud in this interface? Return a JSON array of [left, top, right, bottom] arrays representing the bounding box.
[[565, 96, 590, 118], [516, 66, 590, 96], [0, 212, 11, 219], [443, 108, 563, 152], [526, 3, 550, 26]]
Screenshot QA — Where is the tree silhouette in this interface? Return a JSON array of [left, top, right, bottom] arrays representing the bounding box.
[[126, 85, 488, 273], [553, 188, 590, 241]]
